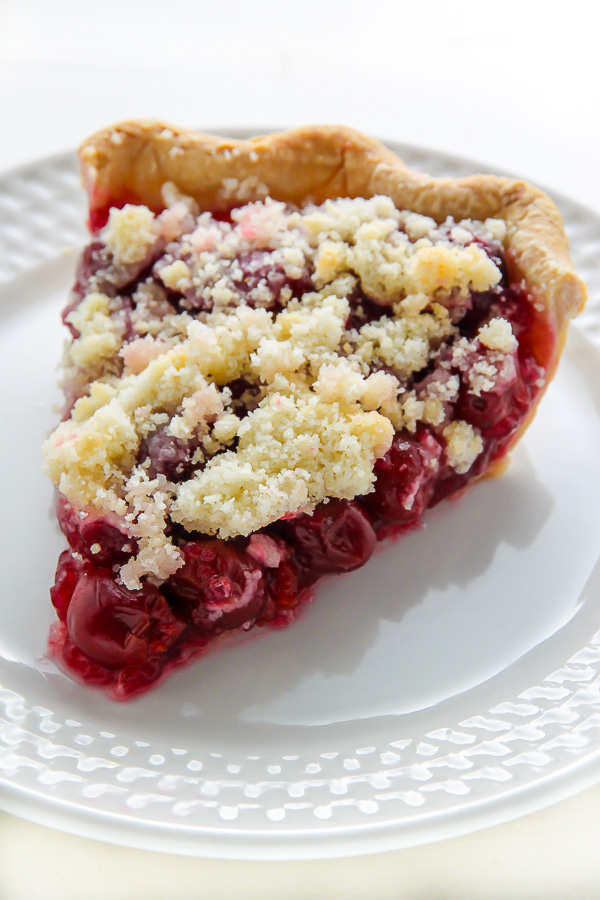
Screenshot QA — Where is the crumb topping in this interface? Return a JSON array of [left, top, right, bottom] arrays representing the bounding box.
[[478, 316, 517, 353], [103, 205, 161, 264], [173, 387, 394, 540], [44, 191, 513, 587], [66, 292, 121, 370], [443, 421, 484, 474]]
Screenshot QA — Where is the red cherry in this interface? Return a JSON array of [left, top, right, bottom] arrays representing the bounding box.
[[66, 571, 184, 669], [164, 541, 266, 633], [113, 658, 165, 700], [137, 426, 196, 482], [57, 496, 136, 567], [50, 550, 88, 622], [364, 429, 442, 529], [283, 499, 376, 577], [455, 359, 539, 442], [267, 560, 300, 610]]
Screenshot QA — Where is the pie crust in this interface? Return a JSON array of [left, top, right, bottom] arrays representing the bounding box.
[[80, 121, 586, 473], [81, 122, 585, 333]]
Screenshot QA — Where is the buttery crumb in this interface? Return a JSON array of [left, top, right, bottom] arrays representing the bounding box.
[[159, 259, 192, 291], [103, 205, 160, 264], [443, 420, 483, 474], [478, 317, 517, 353], [173, 390, 394, 539]]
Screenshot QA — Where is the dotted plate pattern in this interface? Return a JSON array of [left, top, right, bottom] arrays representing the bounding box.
[[1, 139, 600, 859], [0, 154, 86, 283]]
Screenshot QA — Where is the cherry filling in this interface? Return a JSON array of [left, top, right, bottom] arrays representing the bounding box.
[[163, 541, 266, 632], [49, 233, 555, 698], [137, 427, 197, 482], [276, 500, 376, 582], [66, 572, 185, 669], [232, 250, 314, 311], [87, 192, 144, 234], [56, 496, 136, 567]]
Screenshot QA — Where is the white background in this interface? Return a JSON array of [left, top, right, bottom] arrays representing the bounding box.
[[1, 0, 600, 896]]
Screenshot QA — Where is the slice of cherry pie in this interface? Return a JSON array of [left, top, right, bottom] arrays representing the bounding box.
[[42, 122, 586, 698]]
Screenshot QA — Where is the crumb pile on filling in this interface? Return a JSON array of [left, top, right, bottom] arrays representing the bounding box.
[[43, 188, 516, 589]]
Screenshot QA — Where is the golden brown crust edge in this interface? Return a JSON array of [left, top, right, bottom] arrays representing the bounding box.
[[79, 120, 586, 342], [78, 120, 586, 465]]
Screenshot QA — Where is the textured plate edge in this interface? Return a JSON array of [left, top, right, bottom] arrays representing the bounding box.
[[3, 743, 600, 860]]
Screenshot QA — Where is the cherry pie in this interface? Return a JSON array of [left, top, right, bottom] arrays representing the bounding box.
[[42, 122, 586, 698]]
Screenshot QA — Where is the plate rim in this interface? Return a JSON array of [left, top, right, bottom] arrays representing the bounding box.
[[2, 135, 600, 859]]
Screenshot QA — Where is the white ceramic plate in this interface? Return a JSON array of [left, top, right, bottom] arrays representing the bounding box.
[[2, 137, 600, 860]]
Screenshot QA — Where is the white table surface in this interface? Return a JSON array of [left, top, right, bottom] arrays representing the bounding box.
[[1, 0, 600, 896]]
